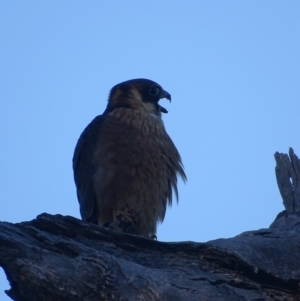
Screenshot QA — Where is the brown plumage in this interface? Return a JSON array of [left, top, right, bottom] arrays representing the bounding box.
[[73, 78, 186, 237]]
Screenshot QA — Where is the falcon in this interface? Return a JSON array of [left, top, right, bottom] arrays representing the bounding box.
[[73, 79, 186, 237]]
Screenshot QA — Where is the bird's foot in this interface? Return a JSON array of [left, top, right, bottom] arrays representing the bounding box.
[[114, 206, 138, 234], [102, 206, 139, 234]]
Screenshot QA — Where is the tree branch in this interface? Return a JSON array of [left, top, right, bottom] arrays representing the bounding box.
[[0, 213, 299, 301], [1, 148, 300, 300], [274, 147, 300, 213]]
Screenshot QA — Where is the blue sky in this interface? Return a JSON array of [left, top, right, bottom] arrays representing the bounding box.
[[1, 2, 299, 298]]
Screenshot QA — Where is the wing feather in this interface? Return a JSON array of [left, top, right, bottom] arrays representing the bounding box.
[[72, 115, 104, 223]]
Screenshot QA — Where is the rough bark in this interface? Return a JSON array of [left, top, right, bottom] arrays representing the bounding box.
[[274, 147, 300, 213], [271, 147, 300, 230], [0, 148, 299, 301]]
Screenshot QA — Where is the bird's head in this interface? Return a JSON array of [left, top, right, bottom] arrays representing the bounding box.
[[105, 78, 171, 116]]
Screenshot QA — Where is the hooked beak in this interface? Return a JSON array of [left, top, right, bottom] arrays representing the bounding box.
[[160, 89, 171, 102], [158, 89, 171, 114]]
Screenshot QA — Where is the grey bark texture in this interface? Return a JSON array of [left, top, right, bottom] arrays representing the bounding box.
[[272, 147, 300, 230], [0, 148, 300, 301], [274, 147, 300, 213]]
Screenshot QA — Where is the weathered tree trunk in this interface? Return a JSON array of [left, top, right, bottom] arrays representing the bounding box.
[[0, 148, 300, 301]]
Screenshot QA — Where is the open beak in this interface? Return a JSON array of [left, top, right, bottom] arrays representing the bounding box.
[[158, 89, 171, 114]]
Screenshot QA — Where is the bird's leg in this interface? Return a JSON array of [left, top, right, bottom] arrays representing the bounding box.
[[103, 204, 139, 234], [114, 205, 139, 234]]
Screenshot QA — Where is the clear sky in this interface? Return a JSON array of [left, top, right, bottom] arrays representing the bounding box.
[[1, 1, 299, 299]]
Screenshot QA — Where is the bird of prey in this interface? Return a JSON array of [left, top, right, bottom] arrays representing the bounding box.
[[73, 78, 186, 237]]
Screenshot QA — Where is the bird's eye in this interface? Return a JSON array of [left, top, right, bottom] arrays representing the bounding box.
[[149, 86, 160, 97]]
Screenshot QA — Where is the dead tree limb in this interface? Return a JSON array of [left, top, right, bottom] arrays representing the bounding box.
[[1, 214, 299, 301], [0, 149, 300, 301], [274, 147, 300, 213], [271, 148, 300, 230]]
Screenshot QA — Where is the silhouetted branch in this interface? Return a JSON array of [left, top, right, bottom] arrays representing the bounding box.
[[274, 147, 300, 213], [1, 148, 300, 300], [0, 213, 299, 301]]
